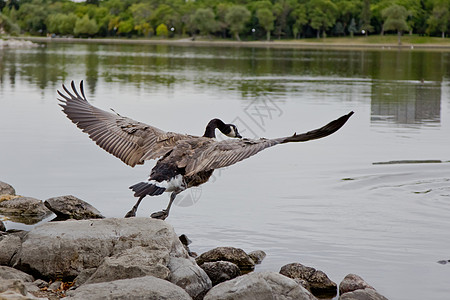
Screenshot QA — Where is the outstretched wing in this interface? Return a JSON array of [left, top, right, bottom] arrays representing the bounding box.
[[58, 81, 189, 167], [185, 111, 353, 176]]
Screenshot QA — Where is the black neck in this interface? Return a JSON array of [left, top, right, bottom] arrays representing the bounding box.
[[203, 119, 229, 138]]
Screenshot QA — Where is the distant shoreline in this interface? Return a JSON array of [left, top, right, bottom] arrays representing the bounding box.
[[8, 36, 450, 51]]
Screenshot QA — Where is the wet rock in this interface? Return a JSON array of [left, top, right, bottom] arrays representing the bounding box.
[[248, 250, 266, 264], [196, 247, 255, 272], [0, 234, 22, 266], [204, 271, 317, 300], [44, 195, 104, 220], [85, 245, 170, 284], [0, 181, 15, 196], [168, 256, 212, 300], [339, 274, 375, 294], [0, 197, 51, 218], [12, 218, 187, 280], [200, 261, 241, 286], [339, 288, 389, 300], [66, 276, 192, 300], [280, 262, 337, 298]]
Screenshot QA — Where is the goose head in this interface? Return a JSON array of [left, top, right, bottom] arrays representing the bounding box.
[[203, 118, 242, 139]]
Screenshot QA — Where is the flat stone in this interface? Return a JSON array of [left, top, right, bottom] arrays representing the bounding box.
[[204, 271, 317, 300], [200, 261, 241, 286], [44, 195, 104, 220], [66, 276, 192, 300], [196, 247, 255, 271], [280, 262, 337, 298]]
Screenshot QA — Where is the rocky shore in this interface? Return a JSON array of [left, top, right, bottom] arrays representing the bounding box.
[[0, 181, 388, 300], [0, 39, 40, 49]]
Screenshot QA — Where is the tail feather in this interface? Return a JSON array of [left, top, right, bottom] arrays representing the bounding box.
[[129, 182, 166, 198]]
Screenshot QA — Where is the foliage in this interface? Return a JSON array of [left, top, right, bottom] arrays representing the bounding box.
[[1, 0, 449, 40], [225, 5, 251, 41], [156, 23, 169, 37], [74, 14, 99, 37]]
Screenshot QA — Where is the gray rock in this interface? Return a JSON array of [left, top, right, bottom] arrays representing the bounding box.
[[31, 279, 48, 289], [48, 280, 63, 291], [280, 262, 337, 298], [44, 195, 104, 220], [13, 218, 187, 280], [0, 181, 15, 195], [66, 276, 191, 300], [0, 290, 45, 300], [0, 220, 6, 232], [339, 288, 389, 300], [0, 267, 33, 282], [85, 245, 170, 284], [204, 271, 317, 300], [339, 274, 375, 295], [0, 197, 51, 217], [200, 261, 241, 286], [0, 234, 22, 266], [196, 247, 255, 272], [0, 279, 27, 296], [71, 268, 96, 289], [169, 256, 212, 300], [248, 250, 266, 264]]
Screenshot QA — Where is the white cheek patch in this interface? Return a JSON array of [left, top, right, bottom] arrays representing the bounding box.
[[226, 127, 235, 137]]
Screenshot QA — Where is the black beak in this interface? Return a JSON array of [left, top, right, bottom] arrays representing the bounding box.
[[236, 133, 242, 138]]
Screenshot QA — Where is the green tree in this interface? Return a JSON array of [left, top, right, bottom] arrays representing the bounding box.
[[156, 23, 168, 37], [118, 18, 133, 36], [256, 8, 274, 40], [191, 8, 217, 38], [46, 13, 77, 35], [272, 0, 294, 39], [225, 5, 251, 41], [291, 5, 307, 39], [307, 0, 338, 38], [382, 4, 409, 44], [348, 17, 357, 37], [426, 0, 449, 38], [74, 14, 99, 37], [360, 0, 374, 36], [15, 0, 48, 34]]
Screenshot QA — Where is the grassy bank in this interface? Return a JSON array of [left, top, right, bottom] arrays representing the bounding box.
[[7, 34, 450, 50]]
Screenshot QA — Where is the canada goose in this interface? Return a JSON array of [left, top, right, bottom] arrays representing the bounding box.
[[58, 81, 353, 220]]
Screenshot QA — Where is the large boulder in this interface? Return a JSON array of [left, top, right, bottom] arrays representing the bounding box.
[[0, 181, 15, 196], [200, 261, 241, 286], [66, 276, 192, 300], [196, 247, 255, 272], [204, 271, 317, 300], [280, 262, 337, 297], [11, 218, 211, 297], [12, 218, 186, 279], [44, 195, 104, 220]]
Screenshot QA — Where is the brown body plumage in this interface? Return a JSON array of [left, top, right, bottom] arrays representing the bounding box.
[[58, 81, 353, 219]]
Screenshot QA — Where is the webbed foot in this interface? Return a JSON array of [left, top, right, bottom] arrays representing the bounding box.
[[150, 210, 169, 220]]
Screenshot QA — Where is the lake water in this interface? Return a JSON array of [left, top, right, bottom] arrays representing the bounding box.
[[1, 42, 450, 299]]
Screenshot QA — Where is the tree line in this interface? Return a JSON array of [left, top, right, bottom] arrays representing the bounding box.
[[0, 0, 448, 41]]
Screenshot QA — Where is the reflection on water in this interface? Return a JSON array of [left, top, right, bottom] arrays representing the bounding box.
[[371, 81, 441, 125], [1, 43, 450, 300]]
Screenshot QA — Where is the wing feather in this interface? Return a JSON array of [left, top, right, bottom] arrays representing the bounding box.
[[185, 112, 353, 176], [58, 80, 189, 167]]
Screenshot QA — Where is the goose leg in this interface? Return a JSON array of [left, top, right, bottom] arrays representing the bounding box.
[[150, 192, 177, 220], [124, 195, 145, 218]]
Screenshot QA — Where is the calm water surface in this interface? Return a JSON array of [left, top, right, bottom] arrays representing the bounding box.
[[1, 43, 450, 299]]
